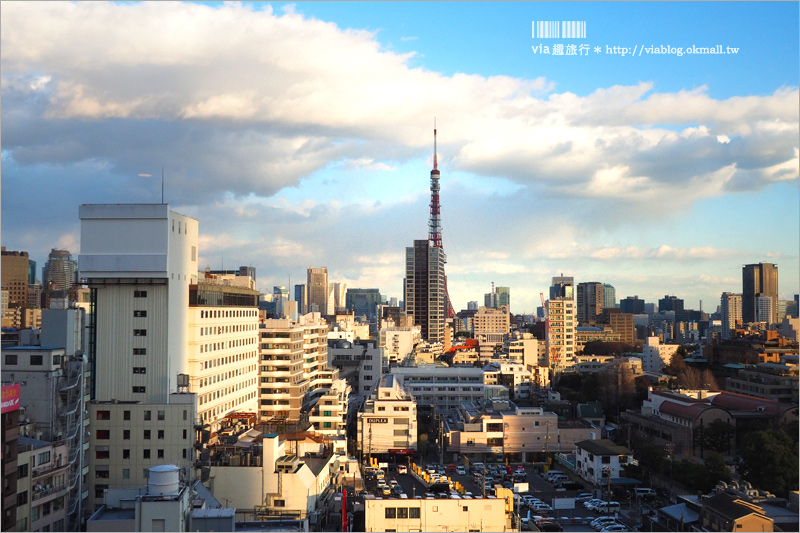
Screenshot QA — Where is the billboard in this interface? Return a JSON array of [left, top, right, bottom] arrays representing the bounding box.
[[1, 384, 21, 414]]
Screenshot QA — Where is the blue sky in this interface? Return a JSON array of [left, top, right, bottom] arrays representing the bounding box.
[[2, 1, 798, 314]]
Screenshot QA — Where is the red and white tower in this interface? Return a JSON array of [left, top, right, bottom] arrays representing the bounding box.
[[428, 122, 456, 318]]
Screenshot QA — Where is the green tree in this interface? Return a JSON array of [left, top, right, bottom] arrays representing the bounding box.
[[694, 419, 736, 455], [740, 429, 799, 498], [704, 451, 732, 487]]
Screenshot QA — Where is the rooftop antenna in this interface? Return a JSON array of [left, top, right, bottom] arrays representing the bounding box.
[[161, 167, 165, 204]]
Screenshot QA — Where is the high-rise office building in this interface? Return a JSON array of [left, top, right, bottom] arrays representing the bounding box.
[[576, 282, 605, 324], [550, 275, 574, 300], [756, 295, 775, 324], [1, 247, 30, 307], [620, 296, 645, 314], [294, 284, 308, 315], [405, 239, 446, 343], [742, 263, 778, 324], [720, 292, 742, 339], [307, 267, 328, 315], [330, 281, 347, 314], [658, 295, 684, 313], [346, 288, 382, 321], [496, 286, 510, 311], [603, 283, 616, 310], [43, 248, 78, 293]]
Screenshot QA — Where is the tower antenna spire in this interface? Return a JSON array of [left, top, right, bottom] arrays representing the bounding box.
[[433, 117, 438, 171]]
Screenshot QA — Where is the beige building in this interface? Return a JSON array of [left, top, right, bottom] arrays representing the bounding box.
[[504, 331, 540, 368], [258, 312, 335, 426], [15, 438, 71, 533], [474, 305, 510, 359], [363, 495, 508, 532], [87, 395, 197, 512], [391, 365, 484, 415], [1, 247, 30, 307], [206, 434, 339, 521], [642, 336, 681, 372], [547, 298, 575, 371], [309, 378, 351, 445], [380, 326, 422, 365], [357, 374, 417, 457]]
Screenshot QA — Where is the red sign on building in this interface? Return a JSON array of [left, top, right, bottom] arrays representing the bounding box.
[[1, 384, 21, 414]]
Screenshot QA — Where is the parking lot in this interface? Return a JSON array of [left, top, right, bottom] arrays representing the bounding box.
[[361, 459, 649, 531]]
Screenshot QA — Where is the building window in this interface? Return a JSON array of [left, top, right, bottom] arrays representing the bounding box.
[[385, 508, 396, 519], [17, 464, 28, 479], [123, 410, 131, 421], [133, 367, 146, 374], [95, 449, 110, 460], [274, 500, 285, 507], [157, 430, 164, 439], [96, 410, 111, 420], [410, 507, 421, 519], [134, 329, 147, 336], [134, 290, 148, 298], [144, 410, 152, 420], [4, 354, 17, 365], [122, 469, 130, 479], [123, 449, 130, 459], [134, 348, 147, 355], [157, 449, 164, 459], [134, 310, 147, 318], [144, 430, 151, 440], [30, 355, 43, 365], [143, 449, 151, 459], [133, 386, 146, 393], [123, 429, 130, 440], [96, 430, 110, 440], [16, 491, 27, 506], [158, 410, 165, 421]]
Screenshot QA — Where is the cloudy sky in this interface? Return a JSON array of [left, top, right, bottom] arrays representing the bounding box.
[[2, 1, 798, 314]]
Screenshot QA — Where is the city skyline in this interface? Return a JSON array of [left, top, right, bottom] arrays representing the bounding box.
[[2, 1, 798, 313]]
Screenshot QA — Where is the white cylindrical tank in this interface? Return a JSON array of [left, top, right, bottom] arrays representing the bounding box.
[[148, 464, 181, 495]]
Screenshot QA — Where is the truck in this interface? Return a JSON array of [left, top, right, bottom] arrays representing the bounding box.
[[513, 482, 529, 494]]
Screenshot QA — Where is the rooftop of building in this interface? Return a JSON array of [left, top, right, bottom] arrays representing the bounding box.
[[703, 493, 769, 521], [575, 438, 632, 456]]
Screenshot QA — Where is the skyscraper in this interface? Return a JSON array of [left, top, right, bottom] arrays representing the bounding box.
[[603, 283, 616, 310], [720, 292, 742, 339], [294, 283, 308, 314], [658, 295, 684, 313], [576, 282, 604, 324], [307, 266, 328, 315], [742, 262, 778, 324], [620, 295, 645, 314], [1, 247, 30, 307], [550, 275, 574, 300], [405, 240, 446, 343], [496, 286, 510, 311], [43, 248, 78, 293]]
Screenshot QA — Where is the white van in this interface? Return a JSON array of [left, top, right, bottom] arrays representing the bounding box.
[[544, 470, 564, 480], [635, 487, 657, 500], [596, 501, 621, 514]]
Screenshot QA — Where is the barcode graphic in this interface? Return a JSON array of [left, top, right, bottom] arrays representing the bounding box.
[[532, 20, 586, 39]]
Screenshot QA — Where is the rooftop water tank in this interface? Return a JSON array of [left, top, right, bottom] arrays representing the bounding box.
[[148, 464, 181, 496]]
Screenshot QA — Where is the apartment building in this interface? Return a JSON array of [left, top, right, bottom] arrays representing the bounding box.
[[380, 326, 421, 366], [546, 297, 575, 371], [357, 375, 417, 457], [641, 336, 681, 372], [390, 365, 484, 415], [258, 312, 335, 426], [309, 378, 351, 440], [503, 331, 540, 368], [327, 338, 382, 397], [725, 360, 799, 403], [15, 438, 71, 532], [363, 496, 507, 532]]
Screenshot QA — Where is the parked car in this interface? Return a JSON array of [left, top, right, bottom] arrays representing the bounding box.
[[427, 465, 437, 474], [536, 519, 564, 532], [456, 466, 467, 475], [575, 493, 594, 502], [446, 463, 458, 472], [515, 465, 526, 474], [600, 525, 630, 532], [397, 465, 408, 474], [591, 517, 620, 531], [584, 498, 604, 510]]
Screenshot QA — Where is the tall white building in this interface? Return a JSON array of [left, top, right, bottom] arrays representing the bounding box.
[[720, 292, 742, 339], [756, 294, 776, 325], [641, 336, 680, 372], [78, 204, 260, 509], [79, 204, 260, 426], [379, 326, 421, 366]]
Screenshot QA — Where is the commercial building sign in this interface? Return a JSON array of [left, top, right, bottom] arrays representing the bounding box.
[[366, 417, 388, 424], [1, 384, 21, 414]]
